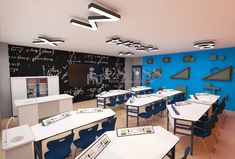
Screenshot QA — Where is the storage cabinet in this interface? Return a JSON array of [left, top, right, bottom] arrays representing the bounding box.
[[11, 76, 59, 116]]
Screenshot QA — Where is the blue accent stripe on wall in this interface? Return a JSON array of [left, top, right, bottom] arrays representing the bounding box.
[[142, 47, 235, 111]]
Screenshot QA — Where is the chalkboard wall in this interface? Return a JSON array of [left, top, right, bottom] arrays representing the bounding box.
[[8, 45, 125, 102]]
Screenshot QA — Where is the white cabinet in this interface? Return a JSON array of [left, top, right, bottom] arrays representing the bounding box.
[[11, 76, 59, 116]]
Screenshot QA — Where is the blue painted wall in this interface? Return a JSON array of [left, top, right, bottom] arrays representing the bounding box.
[[142, 47, 235, 110]]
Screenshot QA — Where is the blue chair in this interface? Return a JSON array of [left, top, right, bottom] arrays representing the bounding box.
[[181, 147, 190, 159], [139, 106, 153, 125], [116, 95, 125, 105], [139, 91, 145, 95], [159, 100, 167, 117], [125, 93, 132, 102], [96, 117, 117, 137], [107, 96, 117, 108], [73, 124, 98, 155], [152, 102, 161, 116], [194, 116, 214, 157], [44, 133, 74, 159]]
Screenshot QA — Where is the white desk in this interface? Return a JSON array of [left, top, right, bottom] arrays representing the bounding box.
[[189, 93, 220, 115], [189, 94, 220, 105], [96, 90, 130, 108], [125, 95, 166, 127], [76, 126, 179, 159], [128, 86, 153, 94], [31, 109, 116, 159], [166, 103, 211, 155], [15, 94, 73, 126], [155, 89, 183, 98]]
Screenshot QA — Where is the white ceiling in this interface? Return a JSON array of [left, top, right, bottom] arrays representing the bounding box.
[[1, 0, 235, 57]]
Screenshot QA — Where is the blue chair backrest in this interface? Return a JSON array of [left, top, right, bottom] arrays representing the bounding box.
[[140, 91, 145, 95], [181, 147, 190, 159], [118, 95, 125, 102], [160, 100, 167, 110], [79, 124, 98, 147], [47, 133, 74, 158], [109, 96, 117, 106], [102, 117, 117, 131], [145, 106, 153, 114], [154, 102, 161, 113], [126, 93, 132, 99]]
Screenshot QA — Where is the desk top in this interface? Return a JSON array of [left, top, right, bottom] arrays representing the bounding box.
[[126, 95, 164, 107], [31, 109, 115, 141], [15, 94, 73, 107], [76, 126, 179, 159], [189, 94, 220, 105], [96, 90, 130, 98], [2, 125, 34, 150], [156, 90, 182, 97], [167, 103, 211, 121], [128, 86, 152, 92]]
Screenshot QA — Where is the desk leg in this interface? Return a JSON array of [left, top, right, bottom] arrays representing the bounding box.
[[104, 98, 106, 109], [172, 146, 176, 159], [34, 140, 42, 159], [126, 105, 129, 127], [173, 119, 176, 134], [137, 107, 139, 126], [96, 98, 98, 107], [167, 110, 169, 131], [191, 121, 194, 155]]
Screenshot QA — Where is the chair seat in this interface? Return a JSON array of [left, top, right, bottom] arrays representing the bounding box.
[[194, 127, 210, 138], [45, 149, 71, 159], [139, 112, 152, 119], [107, 103, 115, 107], [45, 152, 56, 159], [116, 101, 124, 104], [96, 129, 105, 137], [73, 138, 92, 149]]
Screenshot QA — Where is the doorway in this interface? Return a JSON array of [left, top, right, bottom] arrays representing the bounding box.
[[132, 65, 142, 87]]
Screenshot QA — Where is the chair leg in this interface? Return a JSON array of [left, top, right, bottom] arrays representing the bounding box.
[[74, 148, 78, 158], [215, 127, 221, 139], [224, 111, 228, 118], [208, 135, 216, 152], [200, 138, 211, 159]]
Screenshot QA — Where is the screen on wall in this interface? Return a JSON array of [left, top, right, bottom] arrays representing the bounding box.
[[68, 64, 102, 87]]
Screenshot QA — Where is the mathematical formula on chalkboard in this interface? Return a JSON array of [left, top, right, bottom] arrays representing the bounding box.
[[9, 45, 125, 102]]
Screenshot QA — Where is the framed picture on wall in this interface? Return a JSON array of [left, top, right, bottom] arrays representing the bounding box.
[[183, 56, 195, 62], [147, 58, 153, 64], [163, 57, 170, 63]]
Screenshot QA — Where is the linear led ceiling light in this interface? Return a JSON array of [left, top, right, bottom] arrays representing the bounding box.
[[32, 36, 64, 46], [194, 41, 215, 49], [106, 37, 158, 52], [70, 3, 121, 30]]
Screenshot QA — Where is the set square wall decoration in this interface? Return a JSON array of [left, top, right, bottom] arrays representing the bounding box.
[[146, 65, 232, 80], [146, 54, 232, 81]]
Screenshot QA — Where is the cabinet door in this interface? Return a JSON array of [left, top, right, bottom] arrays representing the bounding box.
[[47, 76, 59, 95], [11, 78, 27, 116]]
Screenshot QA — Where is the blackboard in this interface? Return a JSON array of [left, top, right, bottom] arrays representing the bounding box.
[[9, 45, 125, 102]]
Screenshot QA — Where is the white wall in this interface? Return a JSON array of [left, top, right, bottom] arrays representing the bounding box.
[[0, 43, 12, 118], [124, 57, 142, 89]]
